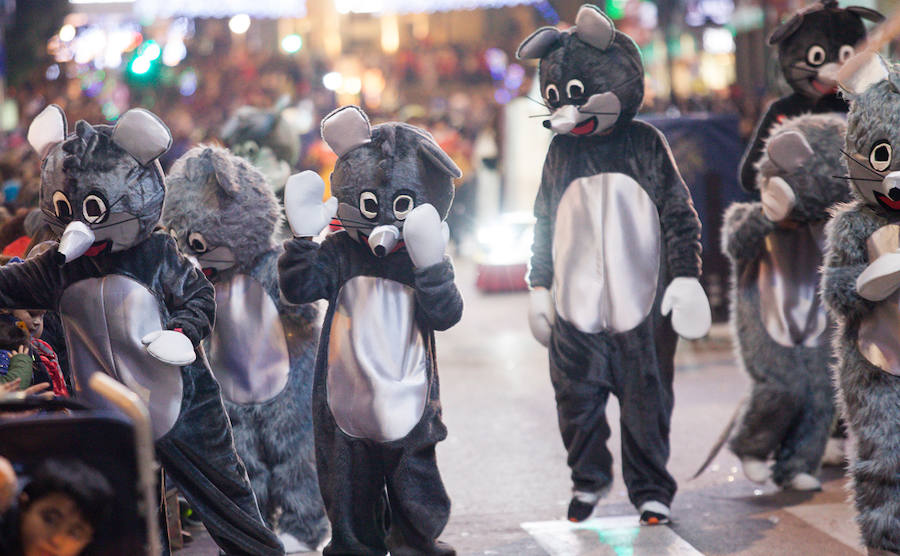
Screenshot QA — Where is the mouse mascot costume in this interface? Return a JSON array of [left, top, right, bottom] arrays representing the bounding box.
[[1, 105, 283, 555], [278, 106, 463, 555], [517, 5, 710, 525], [822, 53, 900, 556], [738, 0, 882, 192], [162, 145, 328, 552], [721, 113, 849, 490]]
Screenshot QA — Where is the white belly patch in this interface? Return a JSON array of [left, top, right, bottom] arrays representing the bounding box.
[[552, 172, 661, 333], [326, 276, 428, 442]]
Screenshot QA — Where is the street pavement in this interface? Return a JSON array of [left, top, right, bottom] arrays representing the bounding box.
[[183, 259, 866, 555]]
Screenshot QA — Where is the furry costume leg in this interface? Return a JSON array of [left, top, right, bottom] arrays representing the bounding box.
[[613, 312, 678, 508], [729, 382, 799, 462], [549, 318, 615, 495], [838, 348, 900, 552], [771, 365, 833, 485], [228, 403, 273, 518], [156, 361, 283, 556]]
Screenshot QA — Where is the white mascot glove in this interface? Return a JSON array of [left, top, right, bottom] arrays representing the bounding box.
[[760, 176, 796, 222], [661, 277, 711, 340], [857, 252, 900, 301], [529, 287, 555, 347], [141, 330, 196, 366], [284, 171, 339, 237], [403, 204, 448, 268]]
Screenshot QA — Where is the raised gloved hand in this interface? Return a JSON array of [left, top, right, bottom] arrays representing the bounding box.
[[284, 171, 338, 238], [528, 287, 555, 347], [857, 252, 900, 301], [141, 330, 196, 366], [760, 176, 796, 222], [402, 203, 449, 268], [661, 277, 711, 340]]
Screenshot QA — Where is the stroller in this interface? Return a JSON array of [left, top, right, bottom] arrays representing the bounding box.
[[0, 373, 161, 555]]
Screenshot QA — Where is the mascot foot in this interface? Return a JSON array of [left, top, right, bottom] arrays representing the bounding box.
[[638, 501, 670, 526], [741, 457, 770, 483], [278, 532, 314, 554], [821, 437, 846, 467], [785, 473, 821, 491], [867, 547, 900, 556], [567, 485, 610, 522]]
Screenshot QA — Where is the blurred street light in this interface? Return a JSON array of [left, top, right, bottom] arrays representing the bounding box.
[[281, 34, 302, 53], [228, 14, 251, 34]]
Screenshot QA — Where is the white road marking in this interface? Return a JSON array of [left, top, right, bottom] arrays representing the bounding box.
[[522, 515, 703, 555]]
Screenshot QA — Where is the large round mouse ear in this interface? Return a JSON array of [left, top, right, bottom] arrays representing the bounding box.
[[418, 139, 462, 180], [27, 104, 67, 159], [573, 4, 616, 51], [516, 27, 562, 60], [112, 108, 173, 166], [767, 13, 803, 45], [838, 51, 890, 97], [321, 105, 372, 157], [766, 130, 814, 173], [846, 6, 885, 23]]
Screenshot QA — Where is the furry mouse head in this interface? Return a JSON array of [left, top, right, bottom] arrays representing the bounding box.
[[755, 113, 849, 222], [162, 145, 281, 280], [769, 0, 882, 100], [322, 106, 461, 257], [221, 97, 300, 167], [516, 4, 644, 136], [27, 105, 171, 262], [839, 53, 900, 213]]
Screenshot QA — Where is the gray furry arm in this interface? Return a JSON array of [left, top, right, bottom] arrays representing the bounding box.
[[278, 236, 343, 304], [158, 239, 216, 346], [414, 257, 463, 331], [821, 207, 874, 322], [655, 129, 702, 278], [528, 148, 557, 289], [721, 202, 774, 265]]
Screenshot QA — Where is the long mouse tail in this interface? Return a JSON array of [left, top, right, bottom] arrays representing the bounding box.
[[691, 397, 747, 480]]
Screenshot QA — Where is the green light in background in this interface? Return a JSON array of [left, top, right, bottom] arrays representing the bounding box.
[[606, 0, 627, 20]]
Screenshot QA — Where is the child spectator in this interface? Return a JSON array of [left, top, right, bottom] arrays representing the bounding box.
[[0, 313, 32, 390], [0, 457, 113, 556]]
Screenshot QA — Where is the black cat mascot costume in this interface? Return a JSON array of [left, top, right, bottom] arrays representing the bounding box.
[[278, 106, 463, 555], [517, 5, 710, 525], [738, 0, 882, 192], [1, 105, 283, 555]]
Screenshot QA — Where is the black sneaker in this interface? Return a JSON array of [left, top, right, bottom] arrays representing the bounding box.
[[567, 497, 596, 522], [639, 510, 670, 526]]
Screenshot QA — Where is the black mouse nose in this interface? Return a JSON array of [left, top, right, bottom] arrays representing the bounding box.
[[542, 120, 552, 129], [889, 187, 900, 201]]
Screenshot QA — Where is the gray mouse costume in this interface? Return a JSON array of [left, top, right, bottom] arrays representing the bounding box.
[[723, 113, 848, 488], [737, 0, 882, 193], [1, 106, 283, 555], [278, 106, 463, 554], [162, 146, 328, 551], [517, 5, 706, 522], [822, 54, 900, 554]]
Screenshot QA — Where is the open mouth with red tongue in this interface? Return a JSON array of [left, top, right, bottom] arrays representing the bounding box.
[[571, 116, 598, 136], [84, 241, 111, 257], [875, 191, 900, 211], [202, 267, 217, 279], [810, 78, 837, 95]]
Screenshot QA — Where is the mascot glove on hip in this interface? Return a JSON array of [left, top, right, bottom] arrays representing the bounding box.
[[661, 277, 711, 339], [528, 287, 555, 347], [856, 251, 900, 301], [141, 330, 196, 366], [403, 203, 449, 268], [284, 171, 338, 237]]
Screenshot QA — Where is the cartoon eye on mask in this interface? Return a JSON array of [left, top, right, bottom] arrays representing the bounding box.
[[52, 191, 72, 221], [839, 45, 855, 63], [869, 141, 892, 172], [393, 194, 414, 220], [806, 45, 826, 67], [360, 191, 379, 220], [566, 79, 585, 101], [544, 84, 560, 107], [82, 192, 108, 224], [188, 231, 208, 254]]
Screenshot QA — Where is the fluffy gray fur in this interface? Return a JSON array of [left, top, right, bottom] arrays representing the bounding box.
[[162, 145, 327, 547], [723, 113, 849, 486], [821, 64, 900, 553]]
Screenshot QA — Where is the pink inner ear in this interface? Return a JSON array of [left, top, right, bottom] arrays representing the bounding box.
[[27, 105, 67, 159], [767, 131, 814, 173], [574, 5, 615, 51], [322, 106, 372, 157]]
